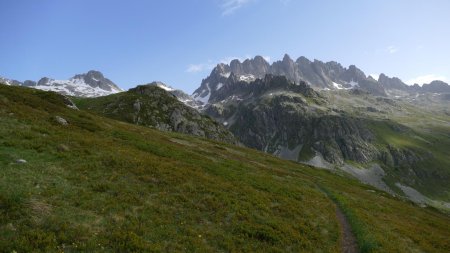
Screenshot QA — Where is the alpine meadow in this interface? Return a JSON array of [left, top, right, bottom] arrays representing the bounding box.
[[1, 1, 450, 252]]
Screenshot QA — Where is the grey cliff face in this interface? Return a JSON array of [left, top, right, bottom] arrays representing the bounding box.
[[202, 74, 380, 165], [378, 73, 408, 90]]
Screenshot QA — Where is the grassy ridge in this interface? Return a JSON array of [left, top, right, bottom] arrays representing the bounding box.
[[0, 85, 449, 252]]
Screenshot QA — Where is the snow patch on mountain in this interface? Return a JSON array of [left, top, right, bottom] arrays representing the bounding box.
[[153, 82, 175, 91], [221, 72, 231, 78], [193, 82, 211, 104], [1, 71, 123, 97], [239, 74, 256, 82], [349, 80, 359, 87], [332, 82, 344, 90], [34, 77, 122, 97], [0, 77, 21, 86]]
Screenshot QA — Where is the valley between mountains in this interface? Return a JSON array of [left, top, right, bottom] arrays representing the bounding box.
[[1, 54, 449, 252]]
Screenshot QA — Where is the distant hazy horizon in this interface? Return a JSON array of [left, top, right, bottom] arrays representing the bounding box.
[[1, 0, 449, 93]]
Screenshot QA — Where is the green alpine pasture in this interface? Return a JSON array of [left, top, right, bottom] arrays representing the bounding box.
[[0, 85, 449, 252]]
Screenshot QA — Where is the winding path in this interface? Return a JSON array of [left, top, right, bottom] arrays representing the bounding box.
[[316, 184, 359, 252], [335, 205, 358, 253]]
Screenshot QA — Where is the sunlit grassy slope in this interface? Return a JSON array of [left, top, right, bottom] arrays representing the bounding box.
[[0, 85, 449, 252]]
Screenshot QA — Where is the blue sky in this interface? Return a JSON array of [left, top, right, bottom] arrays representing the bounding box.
[[1, 0, 449, 93]]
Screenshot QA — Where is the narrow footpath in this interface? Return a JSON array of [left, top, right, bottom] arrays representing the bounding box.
[[335, 205, 358, 253]]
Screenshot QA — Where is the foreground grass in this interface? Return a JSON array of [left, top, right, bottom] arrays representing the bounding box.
[[0, 85, 449, 252]]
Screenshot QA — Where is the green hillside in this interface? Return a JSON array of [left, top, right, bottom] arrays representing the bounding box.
[[0, 84, 449, 252], [73, 85, 237, 144]]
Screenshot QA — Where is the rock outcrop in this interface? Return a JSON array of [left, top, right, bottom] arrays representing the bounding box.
[[77, 85, 238, 144]]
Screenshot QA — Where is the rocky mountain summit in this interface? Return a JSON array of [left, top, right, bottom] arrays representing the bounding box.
[[75, 84, 237, 144], [0, 76, 22, 86], [0, 70, 122, 97], [193, 54, 450, 105], [195, 69, 450, 202]]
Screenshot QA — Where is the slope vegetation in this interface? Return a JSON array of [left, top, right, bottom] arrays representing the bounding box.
[[74, 85, 237, 144], [0, 84, 449, 252]]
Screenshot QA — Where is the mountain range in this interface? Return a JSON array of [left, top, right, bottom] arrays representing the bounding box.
[[1, 83, 449, 252], [187, 55, 449, 208], [1, 55, 450, 251], [0, 70, 122, 97], [192, 54, 450, 106], [1, 55, 449, 207]]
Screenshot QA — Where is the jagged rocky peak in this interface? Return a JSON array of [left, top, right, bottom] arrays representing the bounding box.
[[282, 53, 293, 63], [273, 53, 296, 70], [341, 65, 366, 82], [213, 63, 231, 77], [37, 77, 53, 86], [228, 56, 270, 78], [243, 56, 270, 77], [378, 73, 408, 90], [421, 80, 450, 93], [73, 70, 104, 80], [325, 60, 344, 70], [282, 54, 296, 70], [194, 54, 450, 102], [296, 56, 311, 65], [71, 70, 121, 91]]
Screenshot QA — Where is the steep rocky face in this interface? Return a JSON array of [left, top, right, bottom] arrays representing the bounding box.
[[378, 73, 409, 91], [202, 74, 384, 164], [230, 55, 270, 77], [228, 104, 379, 164], [76, 85, 238, 144], [200, 73, 431, 176], [271, 54, 300, 83]]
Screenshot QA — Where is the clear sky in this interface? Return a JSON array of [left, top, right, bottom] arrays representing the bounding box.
[[1, 0, 449, 93]]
